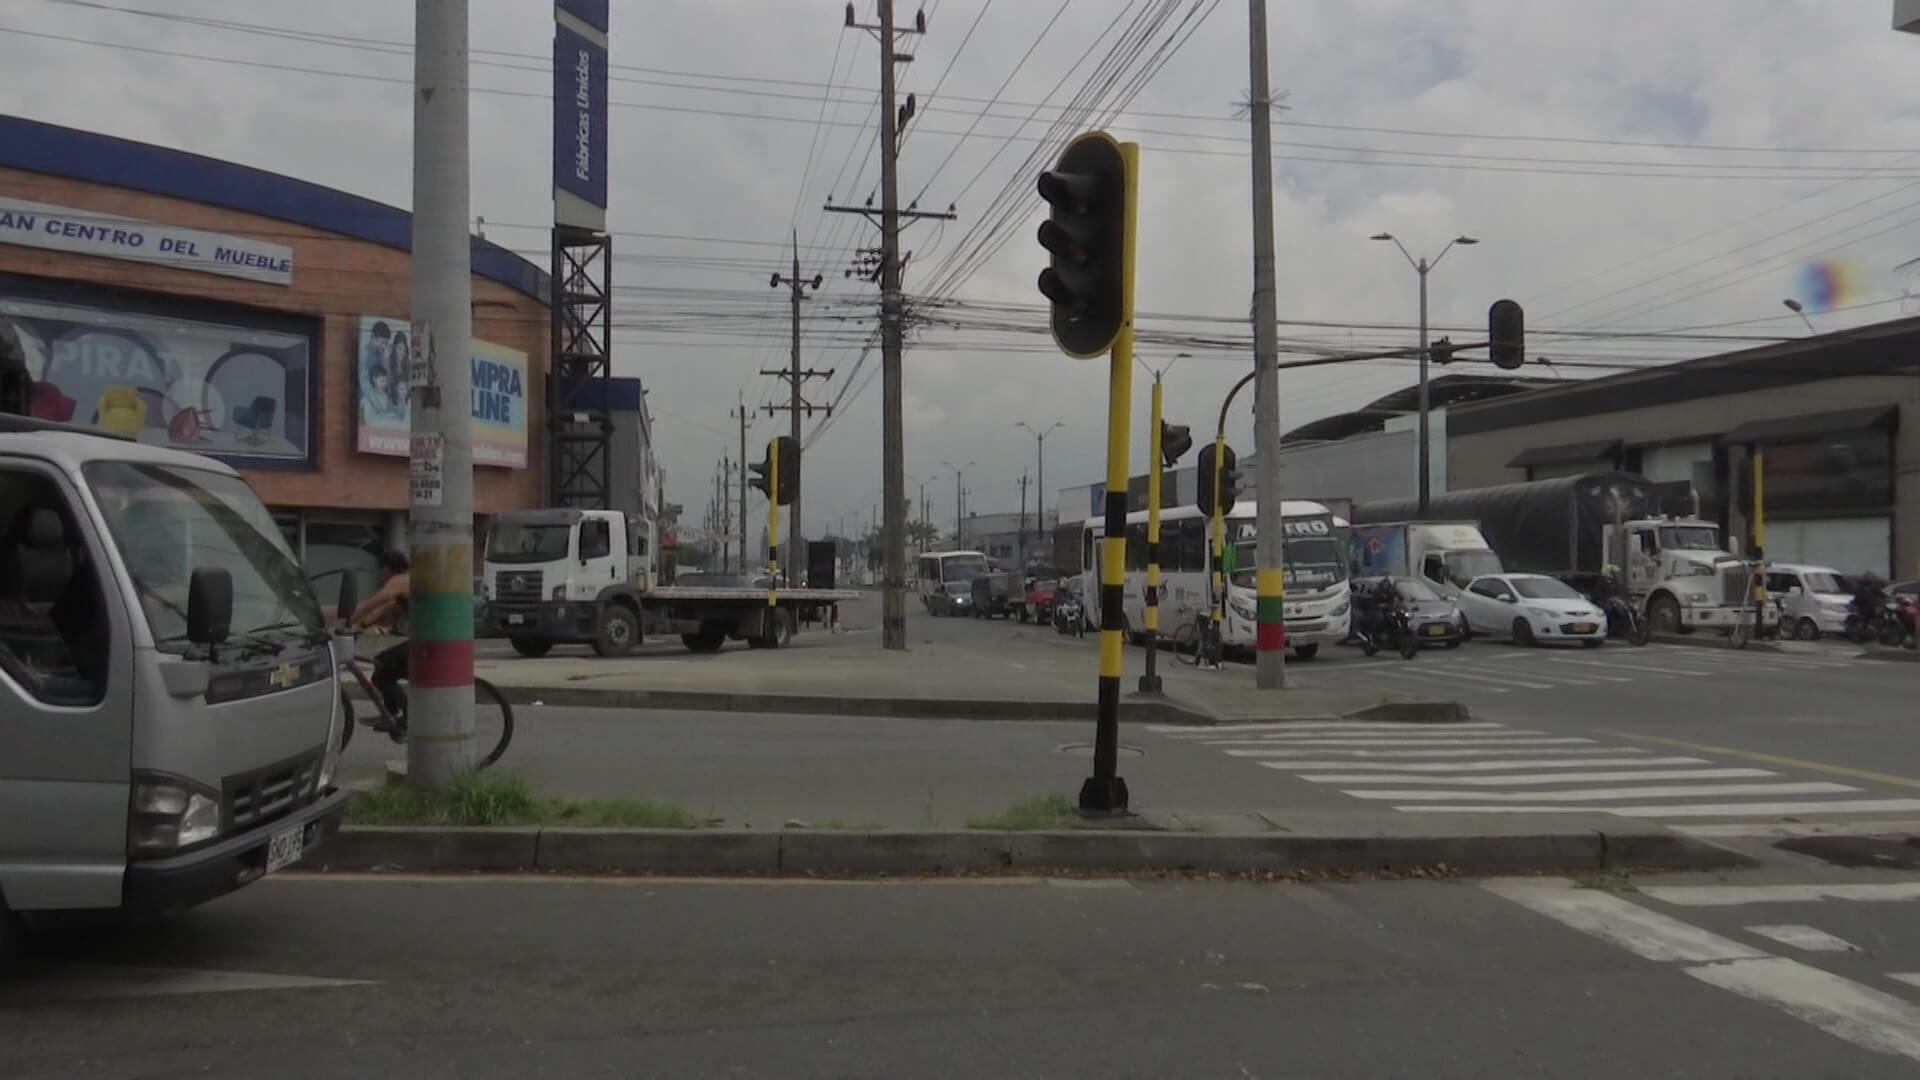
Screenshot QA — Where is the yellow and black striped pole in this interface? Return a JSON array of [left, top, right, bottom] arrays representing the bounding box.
[[1752, 449, 1766, 633], [766, 437, 780, 610], [1080, 140, 1140, 816], [1207, 431, 1226, 669], [1138, 373, 1165, 694]]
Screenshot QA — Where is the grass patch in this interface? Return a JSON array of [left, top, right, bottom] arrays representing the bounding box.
[[965, 793, 1079, 831], [1572, 867, 1637, 893], [347, 772, 704, 828]]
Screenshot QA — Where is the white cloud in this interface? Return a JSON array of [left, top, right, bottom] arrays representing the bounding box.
[[5, 0, 1918, 542]]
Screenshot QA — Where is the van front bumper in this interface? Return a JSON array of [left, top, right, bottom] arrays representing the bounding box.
[[123, 788, 349, 919]]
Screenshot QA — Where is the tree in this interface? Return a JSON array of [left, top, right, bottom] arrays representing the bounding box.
[[671, 541, 706, 568]]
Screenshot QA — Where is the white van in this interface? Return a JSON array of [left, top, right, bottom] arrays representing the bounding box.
[[916, 550, 990, 616], [1764, 563, 1853, 641]]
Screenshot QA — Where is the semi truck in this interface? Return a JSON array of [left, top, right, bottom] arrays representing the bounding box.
[[0, 388, 346, 956], [481, 507, 861, 656], [1353, 472, 1767, 635]]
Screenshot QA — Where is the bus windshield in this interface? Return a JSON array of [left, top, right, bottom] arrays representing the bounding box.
[[1229, 535, 1349, 591], [940, 554, 990, 583], [85, 461, 324, 650]]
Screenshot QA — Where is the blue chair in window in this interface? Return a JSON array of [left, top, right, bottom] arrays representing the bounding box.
[[232, 396, 277, 446]]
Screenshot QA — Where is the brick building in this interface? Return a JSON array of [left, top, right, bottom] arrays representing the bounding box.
[[0, 116, 550, 595]]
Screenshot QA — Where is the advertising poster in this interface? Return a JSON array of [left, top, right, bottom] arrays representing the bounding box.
[[1, 294, 313, 464], [354, 315, 528, 468]]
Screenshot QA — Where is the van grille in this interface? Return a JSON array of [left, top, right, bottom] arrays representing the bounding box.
[[223, 749, 321, 832], [495, 569, 545, 605]]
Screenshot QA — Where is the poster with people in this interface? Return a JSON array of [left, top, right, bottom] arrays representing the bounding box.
[[354, 315, 528, 468], [0, 293, 314, 463]]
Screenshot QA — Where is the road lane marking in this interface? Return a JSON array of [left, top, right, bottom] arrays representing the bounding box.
[[1417, 798, 1920, 817], [1639, 882, 1920, 906], [1199, 728, 1551, 743], [1605, 732, 1920, 791], [0, 965, 378, 1003], [1247, 755, 1709, 771], [1299, 768, 1779, 786], [1204, 736, 1595, 748], [1146, 721, 1508, 734], [276, 873, 1048, 888], [1889, 974, 1920, 990], [1431, 668, 1564, 689], [1549, 655, 1709, 676], [1485, 877, 1920, 1064], [1354, 782, 1858, 802], [1746, 925, 1862, 953], [1234, 746, 1628, 759]]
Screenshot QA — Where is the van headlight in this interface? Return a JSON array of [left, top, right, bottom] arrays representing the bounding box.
[[129, 772, 222, 853]]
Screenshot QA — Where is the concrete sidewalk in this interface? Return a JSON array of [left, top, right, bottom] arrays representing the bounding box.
[[463, 634, 1465, 725]]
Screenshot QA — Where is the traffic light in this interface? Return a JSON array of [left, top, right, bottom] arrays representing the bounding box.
[[1194, 442, 1239, 517], [1489, 299, 1525, 370], [747, 456, 771, 500], [1036, 131, 1130, 358], [1159, 421, 1192, 469], [1430, 336, 1456, 365], [772, 435, 799, 506]]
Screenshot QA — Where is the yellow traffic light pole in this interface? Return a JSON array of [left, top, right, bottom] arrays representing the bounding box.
[[766, 437, 780, 610], [1140, 374, 1165, 694]]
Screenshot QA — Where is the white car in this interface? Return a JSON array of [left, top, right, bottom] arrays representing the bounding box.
[[1459, 573, 1609, 648]]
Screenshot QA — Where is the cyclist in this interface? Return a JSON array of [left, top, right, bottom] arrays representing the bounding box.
[[347, 550, 411, 729]]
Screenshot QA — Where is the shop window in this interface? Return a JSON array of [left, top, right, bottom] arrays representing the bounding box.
[[0, 468, 110, 706], [1741, 431, 1894, 513]]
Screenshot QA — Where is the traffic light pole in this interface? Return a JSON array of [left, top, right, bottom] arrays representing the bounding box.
[[1138, 374, 1165, 695], [1206, 431, 1228, 669], [765, 437, 780, 609]]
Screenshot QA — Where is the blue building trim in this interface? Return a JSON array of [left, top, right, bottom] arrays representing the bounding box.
[[0, 115, 550, 303]]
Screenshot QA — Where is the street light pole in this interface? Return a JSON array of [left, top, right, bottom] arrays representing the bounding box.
[[1016, 420, 1063, 561], [1372, 232, 1477, 515], [941, 460, 974, 548], [1782, 298, 1818, 335]]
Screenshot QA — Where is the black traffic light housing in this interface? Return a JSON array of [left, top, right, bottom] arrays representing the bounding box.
[[748, 458, 771, 500], [1037, 132, 1130, 358], [1194, 442, 1239, 517], [1159, 421, 1192, 469], [1489, 299, 1525, 370], [772, 435, 799, 506]]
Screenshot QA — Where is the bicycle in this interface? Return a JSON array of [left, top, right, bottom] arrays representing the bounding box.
[[1175, 611, 1225, 668], [335, 629, 515, 770]]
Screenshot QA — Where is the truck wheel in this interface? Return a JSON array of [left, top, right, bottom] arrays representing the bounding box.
[[750, 609, 793, 649], [592, 605, 640, 658], [509, 636, 553, 658], [1647, 594, 1682, 636], [681, 629, 726, 653]]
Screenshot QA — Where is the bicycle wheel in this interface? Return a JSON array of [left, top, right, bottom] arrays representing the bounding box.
[[471, 678, 515, 770], [1729, 618, 1752, 650]]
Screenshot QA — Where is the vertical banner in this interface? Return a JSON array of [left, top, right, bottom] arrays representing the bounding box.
[[553, 0, 609, 232]]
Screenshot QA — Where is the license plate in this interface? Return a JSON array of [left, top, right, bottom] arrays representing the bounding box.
[[1570, 622, 1596, 634], [266, 826, 304, 874], [1425, 624, 1448, 637], [507, 613, 525, 625]]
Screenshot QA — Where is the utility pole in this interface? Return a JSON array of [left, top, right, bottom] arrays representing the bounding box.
[[942, 460, 973, 549], [1017, 470, 1030, 567], [766, 230, 828, 578], [1247, 0, 1287, 690], [732, 392, 749, 578], [834, 1, 954, 650], [407, 0, 474, 789], [1016, 421, 1063, 565]]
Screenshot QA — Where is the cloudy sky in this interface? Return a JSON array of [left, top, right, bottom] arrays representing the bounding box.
[[9, 0, 1920, 547]]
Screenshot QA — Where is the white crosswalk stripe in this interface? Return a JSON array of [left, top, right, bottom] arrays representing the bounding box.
[[1145, 719, 1920, 831], [1323, 642, 1861, 695]]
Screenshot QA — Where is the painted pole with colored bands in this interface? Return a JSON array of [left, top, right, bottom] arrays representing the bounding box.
[[1138, 373, 1164, 695]]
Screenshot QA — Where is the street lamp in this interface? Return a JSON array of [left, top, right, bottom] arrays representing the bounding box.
[[1372, 231, 1478, 514], [1016, 420, 1064, 560], [940, 460, 975, 548], [1782, 298, 1818, 335]]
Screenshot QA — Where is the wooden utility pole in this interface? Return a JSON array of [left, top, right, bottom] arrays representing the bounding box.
[[765, 230, 828, 578]]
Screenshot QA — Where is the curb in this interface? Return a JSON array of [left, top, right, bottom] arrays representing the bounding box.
[[360, 683, 1472, 726], [1861, 648, 1920, 663], [315, 823, 1751, 877]]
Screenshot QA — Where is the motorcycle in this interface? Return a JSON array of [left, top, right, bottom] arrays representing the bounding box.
[[1893, 593, 1920, 650], [1845, 590, 1906, 647], [1352, 585, 1420, 660], [1052, 584, 1085, 638], [1601, 593, 1652, 646]]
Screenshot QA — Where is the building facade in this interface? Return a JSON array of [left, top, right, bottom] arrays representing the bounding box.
[[0, 116, 550, 596]]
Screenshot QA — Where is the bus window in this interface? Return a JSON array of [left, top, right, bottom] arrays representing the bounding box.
[[1125, 522, 1148, 572], [1081, 528, 1094, 572]]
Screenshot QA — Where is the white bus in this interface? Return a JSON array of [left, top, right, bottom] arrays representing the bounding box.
[[1077, 500, 1351, 658], [916, 548, 992, 616]]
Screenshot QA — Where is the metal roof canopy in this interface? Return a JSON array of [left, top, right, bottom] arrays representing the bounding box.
[[1506, 438, 1623, 469], [1720, 405, 1898, 447]]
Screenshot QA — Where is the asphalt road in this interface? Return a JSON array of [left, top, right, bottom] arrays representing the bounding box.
[[8, 872, 1920, 1078]]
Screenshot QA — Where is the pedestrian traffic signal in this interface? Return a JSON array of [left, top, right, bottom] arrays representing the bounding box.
[[1037, 131, 1131, 358], [1430, 336, 1456, 365], [1159, 421, 1192, 469], [1195, 442, 1239, 517], [1489, 299, 1525, 370], [772, 435, 800, 506]]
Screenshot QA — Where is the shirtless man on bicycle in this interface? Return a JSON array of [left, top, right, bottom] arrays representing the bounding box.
[[347, 549, 411, 729]]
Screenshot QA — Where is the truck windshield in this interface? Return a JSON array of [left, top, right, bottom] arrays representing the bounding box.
[[488, 522, 573, 563], [940, 556, 990, 583], [83, 461, 323, 649], [1443, 550, 1504, 587], [1658, 526, 1721, 551]]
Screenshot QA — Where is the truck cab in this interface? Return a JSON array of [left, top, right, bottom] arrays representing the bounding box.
[[1615, 516, 1770, 634], [0, 414, 347, 952], [484, 508, 654, 657]]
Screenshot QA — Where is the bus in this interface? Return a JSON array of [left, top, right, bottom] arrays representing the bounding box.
[[915, 548, 992, 616], [1077, 500, 1351, 658]]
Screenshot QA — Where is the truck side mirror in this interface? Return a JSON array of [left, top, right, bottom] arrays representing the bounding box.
[[336, 571, 359, 624], [187, 567, 233, 645]]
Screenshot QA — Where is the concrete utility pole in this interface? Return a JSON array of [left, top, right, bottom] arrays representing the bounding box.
[[765, 230, 829, 578], [733, 391, 749, 577], [1016, 420, 1063, 561], [1246, 0, 1289, 690], [1018, 469, 1030, 566], [407, 0, 475, 788], [942, 460, 973, 548], [833, 0, 953, 649]]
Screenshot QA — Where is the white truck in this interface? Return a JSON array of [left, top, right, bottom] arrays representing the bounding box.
[[1347, 520, 1506, 602], [480, 507, 861, 657]]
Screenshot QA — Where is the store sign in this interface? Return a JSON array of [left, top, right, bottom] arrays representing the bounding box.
[[0, 196, 294, 287], [1, 294, 314, 464], [552, 1, 609, 231], [354, 315, 529, 469]]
